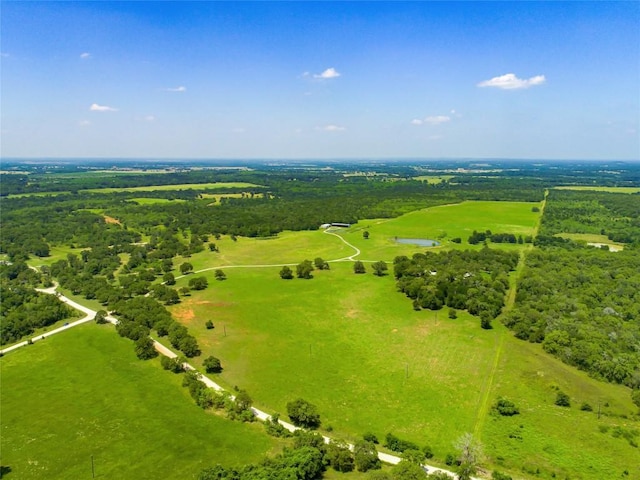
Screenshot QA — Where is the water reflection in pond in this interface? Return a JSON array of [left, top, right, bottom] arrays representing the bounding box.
[[395, 238, 440, 247]]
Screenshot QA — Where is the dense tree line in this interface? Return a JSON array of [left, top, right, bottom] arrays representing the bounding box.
[[394, 249, 519, 328], [540, 190, 640, 245], [503, 246, 640, 386], [0, 263, 75, 345]]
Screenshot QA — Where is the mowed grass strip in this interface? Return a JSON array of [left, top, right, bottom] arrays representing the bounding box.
[[0, 323, 279, 480]]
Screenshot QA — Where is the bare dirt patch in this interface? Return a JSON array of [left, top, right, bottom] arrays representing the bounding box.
[[103, 215, 121, 225], [173, 307, 195, 322]]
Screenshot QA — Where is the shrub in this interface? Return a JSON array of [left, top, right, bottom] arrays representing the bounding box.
[[384, 433, 419, 453], [580, 402, 593, 411], [555, 391, 570, 407], [287, 398, 321, 428], [203, 355, 222, 374], [160, 355, 184, 373], [492, 398, 520, 416], [363, 432, 379, 444]]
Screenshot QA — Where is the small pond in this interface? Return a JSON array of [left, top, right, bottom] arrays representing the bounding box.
[[395, 238, 440, 247]]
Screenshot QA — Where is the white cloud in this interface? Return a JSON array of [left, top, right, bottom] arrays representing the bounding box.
[[231, 127, 245, 134], [164, 86, 186, 92], [477, 73, 546, 90], [90, 103, 118, 112], [144, 115, 156, 122], [315, 67, 341, 79], [412, 115, 451, 126], [78, 120, 91, 127], [424, 115, 451, 125], [80, 52, 91, 59], [319, 124, 346, 132], [1, 52, 10, 58]]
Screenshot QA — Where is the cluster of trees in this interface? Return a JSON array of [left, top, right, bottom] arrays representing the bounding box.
[[197, 428, 491, 480], [198, 429, 456, 480], [394, 249, 519, 328], [111, 296, 200, 358], [286, 398, 321, 428], [0, 263, 75, 345], [468, 230, 531, 245], [540, 189, 640, 245], [502, 246, 640, 387]]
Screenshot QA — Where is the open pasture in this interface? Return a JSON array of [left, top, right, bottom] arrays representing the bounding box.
[[170, 200, 638, 479], [412, 175, 454, 183], [556, 233, 626, 251], [0, 323, 279, 480], [339, 201, 539, 259], [129, 197, 187, 205], [554, 186, 640, 194], [173, 262, 498, 453], [82, 182, 263, 193]]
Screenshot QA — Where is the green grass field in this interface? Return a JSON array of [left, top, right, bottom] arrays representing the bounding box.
[[129, 197, 188, 205], [554, 186, 640, 194], [0, 323, 281, 480], [167, 201, 638, 479], [82, 182, 263, 193], [556, 233, 626, 251], [12, 199, 638, 479], [412, 175, 454, 184], [6, 182, 263, 198]]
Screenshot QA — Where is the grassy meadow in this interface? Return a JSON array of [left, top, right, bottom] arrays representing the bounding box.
[[167, 200, 639, 479], [0, 323, 281, 480], [553, 186, 640, 194], [82, 182, 263, 193]]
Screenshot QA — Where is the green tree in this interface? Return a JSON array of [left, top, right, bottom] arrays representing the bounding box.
[[205, 320, 214, 330], [203, 355, 222, 373], [214, 269, 226, 281], [180, 262, 193, 275], [313, 257, 329, 270], [391, 461, 426, 480], [363, 231, 370, 239], [353, 261, 366, 274], [163, 272, 176, 285], [632, 389, 640, 410], [160, 355, 184, 373], [492, 397, 520, 416], [326, 441, 354, 472], [280, 266, 294, 279], [372, 261, 388, 277], [354, 440, 381, 472], [287, 398, 321, 428], [234, 389, 253, 412], [188, 276, 208, 290], [296, 260, 314, 279], [179, 335, 201, 358], [555, 391, 571, 407], [94, 309, 108, 324], [134, 336, 158, 360]]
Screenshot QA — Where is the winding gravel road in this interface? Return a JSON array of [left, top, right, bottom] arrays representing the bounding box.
[[4, 231, 476, 479]]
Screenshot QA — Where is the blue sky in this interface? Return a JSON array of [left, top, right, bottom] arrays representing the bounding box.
[[1, 1, 638, 160]]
